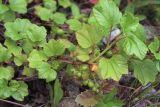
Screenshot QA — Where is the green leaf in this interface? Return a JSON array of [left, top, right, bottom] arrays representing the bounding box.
[[76, 24, 103, 48], [43, 39, 65, 57], [76, 48, 90, 62], [66, 19, 82, 31], [58, 0, 71, 8], [120, 12, 139, 33], [4, 38, 22, 56], [53, 79, 63, 107], [0, 67, 14, 80], [37, 62, 57, 82], [22, 39, 33, 54], [96, 89, 123, 107], [27, 24, 47, 42], [133, 59, 158, 85], [0, 44, 11, 62], [0, 79, 11, 99], [35, 6, 52, 21], [22, 67, 35, 77], [9, 0, 27, 13], [51, 12, 66, 24], [0, 10, 15, 22], [14, 54, 27, 66], [44, 0, 57, 12], [71, 3, 81, 19], [120, 35, 148, 60], [155, 60, 160, 72], [28, 50, 47, 68], [132, 24, 147, 41], [92, 0, 122, 36], [98, 55, 128, 80], [4, 19, 31, 40], [148, 38, 160, 60], [9, 80, 28, 101], [0, 4, 9, 14]]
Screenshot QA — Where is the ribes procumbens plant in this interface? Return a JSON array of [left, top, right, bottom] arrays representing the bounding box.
[[0, 0, 159, 106]]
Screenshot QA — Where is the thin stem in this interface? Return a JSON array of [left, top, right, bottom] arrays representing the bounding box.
[[90, 35, 124, 63], [0, 99, 25, 107]]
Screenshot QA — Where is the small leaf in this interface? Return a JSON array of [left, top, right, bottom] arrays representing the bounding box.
[[155, 60, 160, 72], [22, 67, 35, 77], [148, 38, 160, 60], [98, 55, 128, 81], [14, 54, 27, 66], [75, 90, 98, 107], [26, 24, 47, 42], [0, 10, 15, 22], [133, 59, 158, 85], [51, 12, 66, 24], [4, 19, 31, 40], [37, 62, 57, 82], [44, 0, 57, 12], [9, 0, 27, 13], [28, 50, 47, 68], [0, 66, 14, 80], [53, 79, 63, 107], [71, 3, 81, 19], [76, 24, 102, 48], [4, 38, 22, 56], [120, 35, 148, 60], [0, 79, 11, 99], [35, 5, 52, 21], [96, 89, 123, 107], [9, 80, 28, 101], [58, 0, 71, 8], [43, 39, 65, 57], [66, 19, 82, 31], [0, 44, 11, 62]]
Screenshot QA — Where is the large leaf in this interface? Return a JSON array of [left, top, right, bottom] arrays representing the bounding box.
[[120, 12, 139, 33], [9, 80, 28, 101], [121, 35, 148, 60], [148, 38, 160, 60], [4, 19, 31, 40], [133, 59, 158, 85], [26, 24, 47, 42], [53, 79, 63, 107], [98, 55, 128, 81], [9, 0, 27, 13], [0, 67, 14, 80], [76, 24, 103, 48], [28, 50, 47, 68], [0, 4, 9, 14], [37, 62, 57, 82], [43, 39, 65, 57], [0, 44, 11, 62], [92, 0, 122, 36]]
